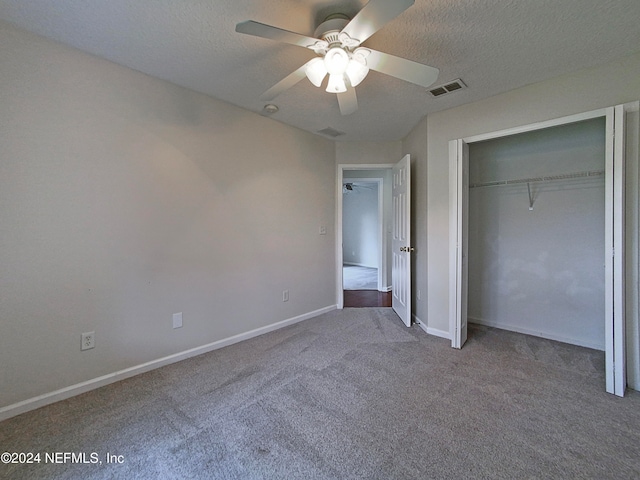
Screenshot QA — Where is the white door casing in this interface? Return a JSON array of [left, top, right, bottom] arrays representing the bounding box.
[[392, 154, 412, 327], [449, 104, 632, 396]]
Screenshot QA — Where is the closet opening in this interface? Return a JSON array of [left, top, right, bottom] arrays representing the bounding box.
[[467, 117, 606, 350], [450, 104, 636, 396]]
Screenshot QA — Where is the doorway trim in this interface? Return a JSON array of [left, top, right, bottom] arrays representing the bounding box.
[[449, 105, 631, 396], [337, 164, 394, 309]]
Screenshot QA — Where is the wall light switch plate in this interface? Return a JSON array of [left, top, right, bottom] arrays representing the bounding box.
[[173, 312, 183, 329], [319, 226, 327, 235]]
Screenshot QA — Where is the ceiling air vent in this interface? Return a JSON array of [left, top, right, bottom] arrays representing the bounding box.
[[429, 79, 466, 97], [318, 127, 346, 138]]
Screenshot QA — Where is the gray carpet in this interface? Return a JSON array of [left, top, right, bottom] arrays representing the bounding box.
[[1, 308, 639, 479], [343, 265, 377, 290]]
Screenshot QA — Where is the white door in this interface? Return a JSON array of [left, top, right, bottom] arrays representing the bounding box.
[[450, 139, 468, 348], [392, 155, 412, 326], [605, 104, 627, 396]]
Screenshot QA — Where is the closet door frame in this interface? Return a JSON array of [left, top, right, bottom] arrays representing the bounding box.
[[448, 105, 630, 396]]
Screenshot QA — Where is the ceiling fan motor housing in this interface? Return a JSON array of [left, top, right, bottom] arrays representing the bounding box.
[[314, 15, 350, 45]]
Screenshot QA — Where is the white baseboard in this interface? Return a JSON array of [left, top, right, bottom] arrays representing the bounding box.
[[468, 316, 604, 351], [0, 305, 337, 422], [413, 314, 451, 340]]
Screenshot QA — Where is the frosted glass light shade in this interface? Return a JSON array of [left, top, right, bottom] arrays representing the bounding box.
[[305, 58, 328, 87], [324, 47, 349, 75], [345, 59, 369, 87], [326, 74, 347, 93]]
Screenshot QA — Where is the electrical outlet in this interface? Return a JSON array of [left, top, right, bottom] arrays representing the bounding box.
[[173, 312, 183, 329], [319, 226, 327, 235], [81, 331, 95, 351], [283, 290, 289, 302]]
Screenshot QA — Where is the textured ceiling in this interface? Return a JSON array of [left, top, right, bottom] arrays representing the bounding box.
[[1, 0, 639, 142]]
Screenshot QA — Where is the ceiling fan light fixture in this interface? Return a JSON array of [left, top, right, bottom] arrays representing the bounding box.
[[236, 0, 439, 115], [326, 74, 347, 93], [305, 57, 328, 87], [345, 59, 369, 87], [324, 47, 349, 75]]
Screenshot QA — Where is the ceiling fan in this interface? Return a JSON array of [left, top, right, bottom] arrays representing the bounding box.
[[343, 182, 376, 194], [236, 0, 439, 115]]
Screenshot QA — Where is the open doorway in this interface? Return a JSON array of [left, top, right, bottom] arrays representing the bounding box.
[[342, 179, 381, 289], [342, 177, 389, 307], [337, 157, 414, 323], [337, 165, 393, 308]]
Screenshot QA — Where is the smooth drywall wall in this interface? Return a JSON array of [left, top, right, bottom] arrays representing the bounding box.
[[425, 52, 640, 386], [0, 22, 336, 408], [468, 118, 606, 350], [335, 141, 402, 166]]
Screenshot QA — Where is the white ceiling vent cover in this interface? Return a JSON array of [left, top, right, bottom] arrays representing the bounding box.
[[429, 79, 466, 97], [318, 127, 346, 138]]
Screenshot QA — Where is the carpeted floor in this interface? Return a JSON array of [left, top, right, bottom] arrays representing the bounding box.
[[1, 308, 639, 479], [343, 265, 377, 290]]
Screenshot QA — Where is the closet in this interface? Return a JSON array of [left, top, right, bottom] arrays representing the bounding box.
[[467, 118, 606, 350]]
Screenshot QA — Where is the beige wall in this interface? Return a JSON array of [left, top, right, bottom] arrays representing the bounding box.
[[0, 22, 336, 409], [335, 141, 402, 165]]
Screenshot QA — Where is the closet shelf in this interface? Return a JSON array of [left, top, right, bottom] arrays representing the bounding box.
[[469, 169, 604, 189]]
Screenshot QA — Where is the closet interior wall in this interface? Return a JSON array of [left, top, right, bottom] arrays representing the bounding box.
[[467, 118, 606, 350]]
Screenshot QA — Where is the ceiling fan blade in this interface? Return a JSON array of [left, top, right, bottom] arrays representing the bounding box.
[[365, 49, 439, 88], [259, 62, 309, 101], [337, 86, 358, 116], [341, 0, 414, 45], [236, 20, 318, 48]]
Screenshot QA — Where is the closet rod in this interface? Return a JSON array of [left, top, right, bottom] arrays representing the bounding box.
[[469, 169, 604, 189]]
